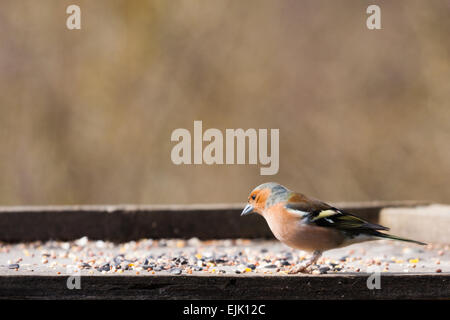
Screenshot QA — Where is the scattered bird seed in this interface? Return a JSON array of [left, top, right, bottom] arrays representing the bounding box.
[[170, 268, 182, 275], [0, 239, 447, 276], [319, 266, 330, 274], [97, 263, 110, 272]]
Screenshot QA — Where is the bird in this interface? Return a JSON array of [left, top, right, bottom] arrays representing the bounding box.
[[241, 182, 426, 274]]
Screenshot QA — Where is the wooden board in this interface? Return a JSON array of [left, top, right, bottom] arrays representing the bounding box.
[[0, 273, 448, 300], [0, 201, 428, 242]]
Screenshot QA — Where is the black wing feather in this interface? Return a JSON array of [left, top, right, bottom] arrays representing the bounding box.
[[285, 202, 389, 234]]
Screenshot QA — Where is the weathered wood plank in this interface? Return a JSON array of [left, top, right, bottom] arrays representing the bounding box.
[[0, 201, 428, 242], [0, 273, 448, 300], [380, 205, 450, 244]]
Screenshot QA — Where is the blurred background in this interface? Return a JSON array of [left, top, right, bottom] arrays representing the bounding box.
[[0, 0, 449, 205]]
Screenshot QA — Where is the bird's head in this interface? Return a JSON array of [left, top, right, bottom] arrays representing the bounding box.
[[241, 182, 290, 216]]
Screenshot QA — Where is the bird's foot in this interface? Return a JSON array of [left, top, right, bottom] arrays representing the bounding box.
[[288, 251, 322, 274]]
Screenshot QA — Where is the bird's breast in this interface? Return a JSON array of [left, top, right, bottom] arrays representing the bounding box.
[[263, 208, 345, 252]]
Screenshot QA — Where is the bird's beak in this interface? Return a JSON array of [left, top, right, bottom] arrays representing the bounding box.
[[241, 204, 254, 216]]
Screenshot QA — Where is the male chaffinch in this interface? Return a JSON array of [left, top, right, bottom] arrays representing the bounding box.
[[242, 182, 426, 273]]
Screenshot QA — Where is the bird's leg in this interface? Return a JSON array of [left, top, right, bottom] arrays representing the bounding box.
[[288, 250, 322, 274]]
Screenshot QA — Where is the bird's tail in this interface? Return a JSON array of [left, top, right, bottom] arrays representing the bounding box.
[[373, 231, 427, 246]]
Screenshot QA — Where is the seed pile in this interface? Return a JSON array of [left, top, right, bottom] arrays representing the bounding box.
[[0, 238, 448, 275]]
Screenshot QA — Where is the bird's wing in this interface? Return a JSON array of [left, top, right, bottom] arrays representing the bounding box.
[[285, 193, 389, 233]]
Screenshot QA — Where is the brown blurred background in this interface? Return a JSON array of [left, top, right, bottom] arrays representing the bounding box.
[[0, 0, 449, 205]]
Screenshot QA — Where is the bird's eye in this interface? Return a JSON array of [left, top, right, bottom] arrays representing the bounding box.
[[251, 194, 256, 200]]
